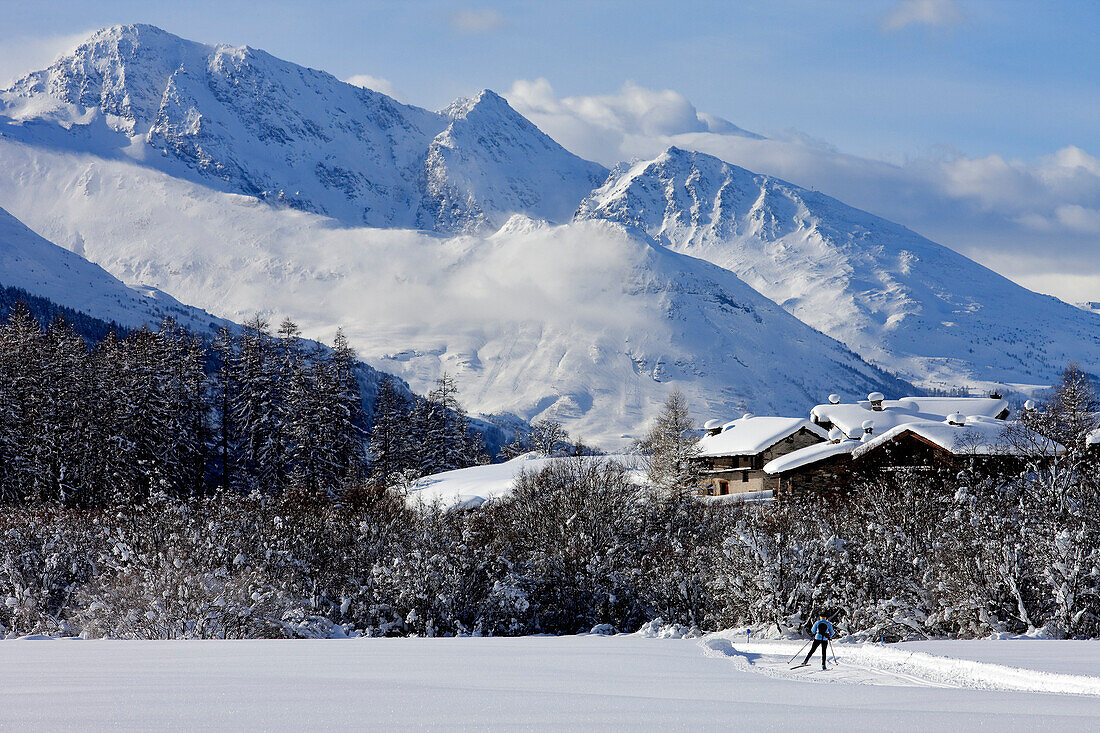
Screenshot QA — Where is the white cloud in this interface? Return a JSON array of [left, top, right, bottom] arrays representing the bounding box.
[[449, 8, 506, 34], [0, 31, 92, 87], [881, 0, 964, 31], [506, 78, 758, 164], [344, 74, 405, 102], [1021, 205, 1100, 235], [505, 77, 1100, 303]]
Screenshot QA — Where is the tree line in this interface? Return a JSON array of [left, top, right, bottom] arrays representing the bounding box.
[[0, 304, 489, 508]]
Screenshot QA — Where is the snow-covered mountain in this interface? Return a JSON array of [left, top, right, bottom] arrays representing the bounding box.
[[2, 24, 1096, 442], [0, 136, 907, 443], [576, 147, 1100, 388], [0, 204, 224, 333], [0, 24, 605, 232]]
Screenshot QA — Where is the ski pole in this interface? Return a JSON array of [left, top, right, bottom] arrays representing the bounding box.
[[787, 639, 813, 665]]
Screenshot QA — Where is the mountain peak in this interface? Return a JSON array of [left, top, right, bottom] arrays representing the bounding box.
[[423, 88, 608, 230], [87, 23, 183, 42], [443, 89, 518, 121], [62, 23, 210, 67]]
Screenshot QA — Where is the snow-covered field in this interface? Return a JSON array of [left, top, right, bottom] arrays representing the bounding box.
[[902, 639, 1100, 678], [4, 636, 1100, 731]]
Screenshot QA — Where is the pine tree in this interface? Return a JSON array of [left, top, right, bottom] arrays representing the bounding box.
[[411, 373, 478, 474], [289, 329, 365, 499], [410, 395, 444, 476], [39, 317, 94, 505], [89, 330, 129, 505], [273, 318, 304, 489], [156, 320, 209, 497], [232, 316, 281, 493], [287, 346, 323, 496], [369, 376, 413, 485], [210, 327, 238, 492], [0, 303, 46, 503], [1044, 363, 1098, 451], [640, 390, 701, 495], [327, 329, 365, 490]]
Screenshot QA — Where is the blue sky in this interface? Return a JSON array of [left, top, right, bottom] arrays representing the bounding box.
[[1, 0, 1095, 160], [1, 0, 1098, 299]]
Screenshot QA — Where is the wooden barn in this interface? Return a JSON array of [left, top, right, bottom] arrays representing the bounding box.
[[695, 415, 827, 497], [762, 428, 859, 496], [765, 413, 1062, 497]]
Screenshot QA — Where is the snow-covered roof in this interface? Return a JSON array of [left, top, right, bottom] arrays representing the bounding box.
[[763, 440, 860, 475], [850, 417, 1061, 459], [810, 396, 1009, 438], [697, 416, 827, 457]]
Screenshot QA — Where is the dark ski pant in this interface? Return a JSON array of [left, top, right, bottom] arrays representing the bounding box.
[[804, 639, 828, 666]]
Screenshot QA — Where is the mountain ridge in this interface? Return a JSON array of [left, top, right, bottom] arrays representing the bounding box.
[[576, 146, 1100, 387], [1, 24, 606, 232]]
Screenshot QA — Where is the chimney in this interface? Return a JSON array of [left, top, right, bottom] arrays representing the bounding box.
[[703, 419, 723, 436], [1023, 400, 1036, 411], [741, 412, 755, 421], [868, 392, 885, 411], [828, 428, 843, 444], [861, 419, 874, 436], [828, 394, 841, 405], [947, 412, 966, 427]]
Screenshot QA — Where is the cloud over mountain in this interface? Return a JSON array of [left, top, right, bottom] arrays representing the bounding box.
[[505, 79, 1100, 302]]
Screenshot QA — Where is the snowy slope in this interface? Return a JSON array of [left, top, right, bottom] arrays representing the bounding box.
[[576, 147, 1100, 387], [0, 24, 606, 232], [0, 140, 908, 445], [702, 636, 1100, 696], [0, 203, 448, 425], [0, 204, 223, 333], [408, 453, 647, 509]]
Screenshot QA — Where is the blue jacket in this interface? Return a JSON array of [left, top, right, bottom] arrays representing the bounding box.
[[812, 619, 834, 640]]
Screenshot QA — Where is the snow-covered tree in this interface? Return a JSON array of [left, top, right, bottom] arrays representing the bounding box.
[[232, 316, 282, 493], [368, 376, 412, 485], [530, 418, 569, 456], [0, 303, 46, 503], [640, 390, 701, 495], [1043, 363, 1098, 451]]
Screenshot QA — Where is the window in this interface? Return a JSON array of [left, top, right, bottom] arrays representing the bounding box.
[[718, 480, 729, 495], [741, 471, 749, 483]]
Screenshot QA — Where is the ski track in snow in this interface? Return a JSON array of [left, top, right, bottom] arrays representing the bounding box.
[[700, 637, 1100, 696]]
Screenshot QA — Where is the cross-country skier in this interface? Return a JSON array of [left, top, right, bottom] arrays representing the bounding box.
[[803, 616, 834, 669]]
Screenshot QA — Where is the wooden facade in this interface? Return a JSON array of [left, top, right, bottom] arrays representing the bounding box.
[[855, 431, 1035, 478], [772, 452, 853, 497], [769, 429, 1046, 500], [699, 427, 825, 496]]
